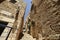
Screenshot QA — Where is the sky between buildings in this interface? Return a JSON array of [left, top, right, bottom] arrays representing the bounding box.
[[23, 0, 32, 22]]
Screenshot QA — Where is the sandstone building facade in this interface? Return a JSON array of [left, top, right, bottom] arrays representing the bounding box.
[[0, 0, 26, 40], [27, 0, 60, 40]]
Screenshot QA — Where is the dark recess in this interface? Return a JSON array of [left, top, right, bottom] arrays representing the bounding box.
[[0, 21, 8, 36], [0, 0, 5, 3], [10, 0, 17, 4], [56, 0, 60, 5]]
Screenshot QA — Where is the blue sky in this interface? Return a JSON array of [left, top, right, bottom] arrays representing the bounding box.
[[23, 0, 32, 22]]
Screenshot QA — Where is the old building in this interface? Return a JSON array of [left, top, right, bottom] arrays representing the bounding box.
[[27, 0, 60, 40], [0, 0, 26, 40]]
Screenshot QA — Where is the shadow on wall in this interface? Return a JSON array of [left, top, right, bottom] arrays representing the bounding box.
[[10, 0, 17, 3], [0, 0, 5, 3]]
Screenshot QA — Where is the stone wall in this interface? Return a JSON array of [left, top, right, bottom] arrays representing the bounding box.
[[29, 0, 60, 40], [0, 0, 26, 40]]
